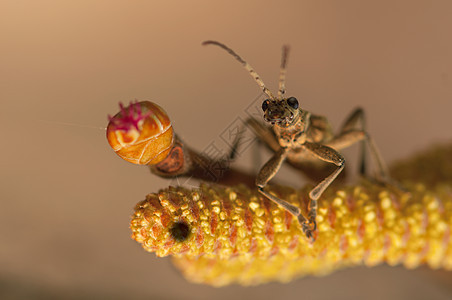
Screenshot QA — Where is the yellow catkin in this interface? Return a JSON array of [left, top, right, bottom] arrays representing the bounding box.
[[130, 143, 452, 286], [130, 183, 452, 286]]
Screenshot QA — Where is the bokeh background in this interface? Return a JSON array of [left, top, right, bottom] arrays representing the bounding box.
[[1, 0, 451, 299]]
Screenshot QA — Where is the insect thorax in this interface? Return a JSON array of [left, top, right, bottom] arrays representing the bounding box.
[[273, 110, 311, 148]]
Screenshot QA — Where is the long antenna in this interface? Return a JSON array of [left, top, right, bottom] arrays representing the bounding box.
[[203, 40, 276, 100], [278, 45, 290, 98]]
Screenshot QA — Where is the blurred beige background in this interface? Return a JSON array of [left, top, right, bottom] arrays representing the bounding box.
[[1, 0, 451, 299]]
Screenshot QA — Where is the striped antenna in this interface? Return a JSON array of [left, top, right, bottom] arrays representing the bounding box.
[[203, 40, 276, 100], [278, 45, 290, 98]]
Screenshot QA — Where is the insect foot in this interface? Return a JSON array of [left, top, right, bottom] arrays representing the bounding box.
[[299, 216, 317, 242]]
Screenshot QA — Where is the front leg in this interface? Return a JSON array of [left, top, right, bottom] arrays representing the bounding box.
[[246, 118, 280, 151], [245, 118, 280, 174], [256, 147, 316, 240], [303, 142, 345, 236]]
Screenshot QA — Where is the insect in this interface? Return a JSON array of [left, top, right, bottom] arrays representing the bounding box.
[[203, 40, 391, 240], [107, 101, 253, 185]]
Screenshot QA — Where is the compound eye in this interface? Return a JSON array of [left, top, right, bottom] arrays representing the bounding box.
[[169, 221, 190, 242], [286, 97, 299, 109], [262, 100, 270, 112]]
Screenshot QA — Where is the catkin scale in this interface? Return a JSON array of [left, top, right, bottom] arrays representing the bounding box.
[[107, 101, 174, 165]]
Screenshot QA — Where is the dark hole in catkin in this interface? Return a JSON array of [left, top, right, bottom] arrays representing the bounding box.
[[170, 221, 190, 242]]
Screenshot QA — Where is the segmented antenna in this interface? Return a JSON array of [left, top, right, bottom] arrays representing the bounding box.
[[278, 45, 290, 98], [202, 40, 276, 100]]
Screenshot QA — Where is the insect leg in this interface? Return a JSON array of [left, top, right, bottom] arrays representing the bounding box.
[[246, 118, 280, 152], [328, 108, 390, 181], [339, 108, 367, 175], [226, 124, 247, 161], [243, 118, 279, 173], [303, 142, 345, 238], [339, 107, 365, 132], [256, 148, 316, 239]]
